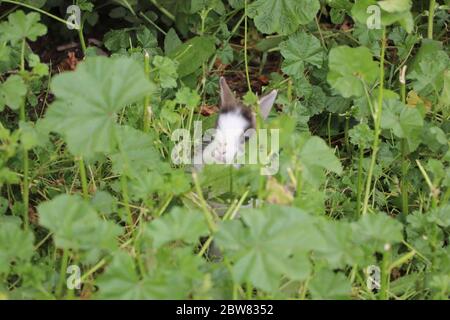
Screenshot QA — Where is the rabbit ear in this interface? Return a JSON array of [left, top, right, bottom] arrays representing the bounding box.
[[259, 90, 277, 119], [219, 77, 237, 108]]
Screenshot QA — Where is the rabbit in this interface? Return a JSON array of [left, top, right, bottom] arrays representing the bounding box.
[[193, 77, 278, 260], [194, 76, 278, 170]]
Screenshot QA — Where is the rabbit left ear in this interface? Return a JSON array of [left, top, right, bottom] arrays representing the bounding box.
[[219, 77, 237, 108], [259, 90, 277, 119]]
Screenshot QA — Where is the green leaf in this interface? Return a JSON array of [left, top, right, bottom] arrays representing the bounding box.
[[349, 122, 374, 149], [0, 75, 27, 111], [299, 136, 343, 186], [381, 99, 423, 151], [146, 207, 208, 248], [309, 268, 352, 299], [378, 0, 411, 13], [280, 32, 324, 78], [0, 10, 47, 42], [327, 46, 379, 98], [352, 213, 404, 252], [91, 191, 117, 215], [216, 206, 317, 292], [168, 36, 215, 78], [408, 50, 449, 96], [44, 57, 151, 157], [153, 55, 179, 88], [96, 248, 205, 299], [175, 86, 201, 108], [95, 251, 150, 299], [315, 221, 367, 268], [248, 0, 320, 35], [103, 29, 129, 52], [136, 27, 157, 50], [351, 0, 413, 33], [109, 125, 161, 176], [428, 205, 450, 228], [38, 194, 122, 262], [0, 217, 34, 275], [164, 28, 182, 55]]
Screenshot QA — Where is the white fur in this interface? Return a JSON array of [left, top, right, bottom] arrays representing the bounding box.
[[203, 111, 249, 165]]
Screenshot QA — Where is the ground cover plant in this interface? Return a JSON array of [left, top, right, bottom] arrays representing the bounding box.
[[0, 0, 449, 300]]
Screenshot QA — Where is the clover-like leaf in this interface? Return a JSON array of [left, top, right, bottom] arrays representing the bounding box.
[[146, 207, 209, 248], [381, 99, 423, 151], [408, 50, 449, 97], [299, 135, 343, 186], [43, 57, 152, 157], [0, 75, 27, 111], [327, 46, 379, 98], [0, 217, 34, 275], [352, 213, 403, 252], [109, 125, 161, 176], [216, 206, 318, 292], [38, 194, 122, 262], [248, 0, 320, 35], [351, 0, 413, 33], [0, 10, 47, 42], [96, 248, 205, 299], [152, 56, 179, 88], [309, 267, 352, 299], [280, 31, 324, 78], [168, 36, 215, 78]]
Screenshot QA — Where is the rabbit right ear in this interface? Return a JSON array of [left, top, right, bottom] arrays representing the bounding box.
[[219, 77, 237, 108], [259, 90, 277, 120]]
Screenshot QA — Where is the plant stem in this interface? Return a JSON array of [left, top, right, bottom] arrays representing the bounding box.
[[78, 157, 89, 200], [19, 38, 29, 230], [3, 0, 76, 27], [356, 146, 364, 216], [78, 24, 87, 55], [379, 249, 391, 300], [192, 171, 217, 232], [428, 0, 436, 39], [327, 112, 332, 146], [20, 39, 26, 71], [362, 27, 386, 215], [400, 68, 408, 215], [344, 116, 351, 156], [149, 0, 175, 21], [244, 0, 251, 92], [143, 51, 151, 132], [56, 249, 70, 298], [121, 173, 133, 228]]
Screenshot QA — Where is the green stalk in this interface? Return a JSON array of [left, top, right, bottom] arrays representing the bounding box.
[[56, 249, 70, 298], [19, 38, 29, 230], [379, 249, 391, 300], [20, 39, 26, 72], [362, 27, 386, 215], [3, 0, 77, 27], [192, 171, 217, 232], [356, 146, 364, 216], [400, 66, 408, 216], [428, 0, 436, 39], [78, 24, 87, 55], [344, 116, 351, 156], [78, 157, 89, 200], [143, 51, 151, 132], [149, 0, 175, 21], [244, 0, 251, 92], [120, 173, 133, 228], [327, 112, 332, 146]]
